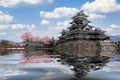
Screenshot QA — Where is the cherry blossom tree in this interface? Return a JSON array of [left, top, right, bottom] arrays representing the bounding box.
[[21, 32, 53, 46], [42, 36, 51, 44], [21, 32, 41, 42], [32, 35, 40, 42], [21, 32, 33, 42]]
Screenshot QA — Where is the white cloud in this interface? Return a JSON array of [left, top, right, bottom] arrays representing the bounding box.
[[0, 0, 54, 8], [89, 13, 106, 20], [0, 25, 10, 30], [30, 24, 36, 29], [81, 0, 120, 13], [0, 32, 7, 36], [104, 28, 113, 33], [103, 24, 120, 35], [0, 11, 13, 24], [34, 20, 71, 38], [0, 24, 36, 30], [41, 20, 50, 25], [10, 24, 36, 30], [0, 23, 36, 31], [49, 20, 71, 31], [111, 24, 120, 29], [40, 7, 106, 19], [40, 7, 79, 18]]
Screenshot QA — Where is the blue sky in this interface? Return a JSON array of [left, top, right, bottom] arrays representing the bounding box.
[[0, 0, 120, 42]]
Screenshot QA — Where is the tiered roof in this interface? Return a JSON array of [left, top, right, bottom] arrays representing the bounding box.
[[58, 10, 109, 42]]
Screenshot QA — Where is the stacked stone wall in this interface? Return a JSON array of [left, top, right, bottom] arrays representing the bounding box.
[[55, 41, 117, 57]]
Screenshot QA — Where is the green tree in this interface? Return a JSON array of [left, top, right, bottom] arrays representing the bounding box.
[[1, 40, 9, 45]]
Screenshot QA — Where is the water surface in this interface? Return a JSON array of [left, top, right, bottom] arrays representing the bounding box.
[[0, 50, 120, 80]]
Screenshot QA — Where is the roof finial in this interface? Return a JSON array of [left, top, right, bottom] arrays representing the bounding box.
[[80, 10, 84, 13], [77, 10, 84, 15]]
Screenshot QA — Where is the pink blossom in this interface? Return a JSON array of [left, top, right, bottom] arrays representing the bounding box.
[[42, 36, 51, 44], [32, 36, 40, 42], [21, 32, 33, 42]]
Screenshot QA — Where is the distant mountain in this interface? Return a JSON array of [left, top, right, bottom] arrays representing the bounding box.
[[111, 35, 120, 41]]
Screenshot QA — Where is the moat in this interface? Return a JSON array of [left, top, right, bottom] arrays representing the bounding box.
[[0, 48, 120, 80]]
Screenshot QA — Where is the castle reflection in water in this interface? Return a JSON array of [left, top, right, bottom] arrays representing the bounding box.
[[0, 46, 118, 80]]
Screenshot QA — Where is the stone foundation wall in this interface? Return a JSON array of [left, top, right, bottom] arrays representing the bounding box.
[[100, 41, 117, 56], [55, 41, 101, 57], [117, 41, 120, 52], [55, 41, 117, 57]]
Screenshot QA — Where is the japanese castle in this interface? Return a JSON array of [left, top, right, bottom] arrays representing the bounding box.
[[58, 10, 109, 43]]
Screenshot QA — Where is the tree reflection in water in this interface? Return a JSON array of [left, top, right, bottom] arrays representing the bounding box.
[[0, 49, 110, 79], [18, 50, 110, 78], [24, 50, 110, 78]]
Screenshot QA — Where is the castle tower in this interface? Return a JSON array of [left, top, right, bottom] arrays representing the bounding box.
[[58, 10, 109, 43]]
